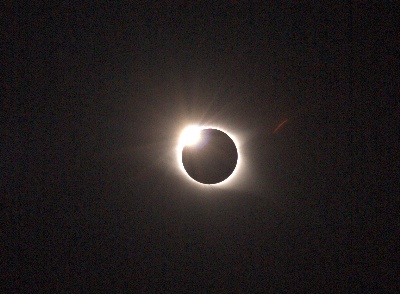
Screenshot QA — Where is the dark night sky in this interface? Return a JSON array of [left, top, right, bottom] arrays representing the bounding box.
[[3, 2, 398, 292]]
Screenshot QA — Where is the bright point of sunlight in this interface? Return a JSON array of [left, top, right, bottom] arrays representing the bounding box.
[[179, 125, 202, 147]]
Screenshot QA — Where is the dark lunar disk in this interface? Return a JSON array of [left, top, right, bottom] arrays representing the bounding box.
[[182, 128, 238, 184]]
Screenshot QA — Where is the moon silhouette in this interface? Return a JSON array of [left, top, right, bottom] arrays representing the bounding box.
[[181, 128, 238, 184]]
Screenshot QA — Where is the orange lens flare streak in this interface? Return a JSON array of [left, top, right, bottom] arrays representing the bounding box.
[[273, 119, 288, 133]]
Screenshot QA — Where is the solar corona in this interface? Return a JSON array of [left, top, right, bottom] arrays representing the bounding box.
[[177, 125, 240, 186]]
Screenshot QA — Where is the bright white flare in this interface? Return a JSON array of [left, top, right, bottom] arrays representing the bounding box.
[[179, 126, 201, 147]]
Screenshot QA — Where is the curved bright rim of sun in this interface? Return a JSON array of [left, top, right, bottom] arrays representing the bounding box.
[[177, 124, 243, 188]]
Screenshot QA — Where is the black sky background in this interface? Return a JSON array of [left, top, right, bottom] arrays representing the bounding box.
[[3, 2, 398, 292]]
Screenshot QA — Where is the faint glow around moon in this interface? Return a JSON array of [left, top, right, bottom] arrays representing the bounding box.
[[177, 124, 243, 188]]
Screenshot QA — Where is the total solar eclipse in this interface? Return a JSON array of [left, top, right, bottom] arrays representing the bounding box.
[[179, 127, 238, 184]]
